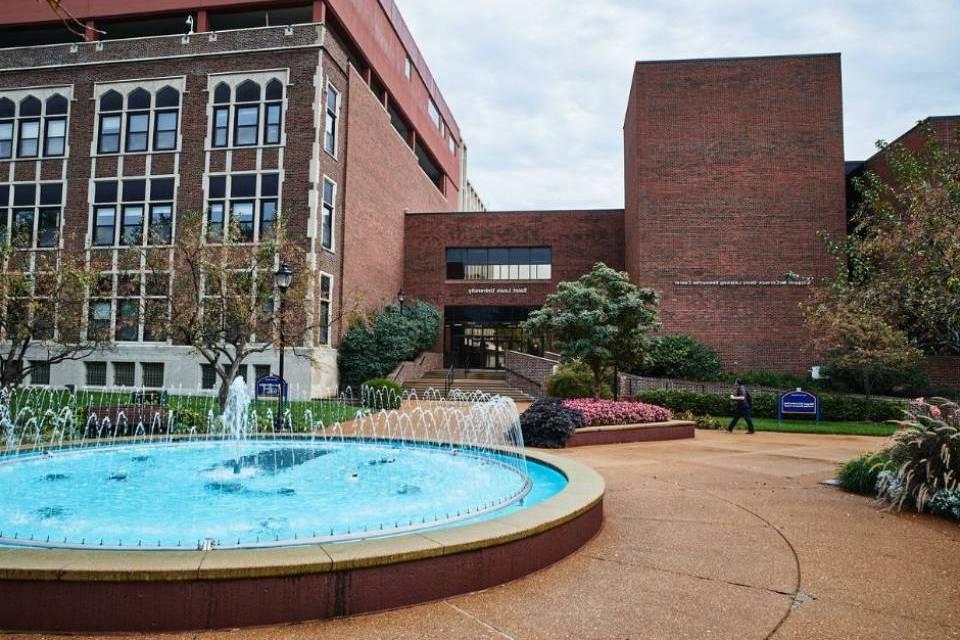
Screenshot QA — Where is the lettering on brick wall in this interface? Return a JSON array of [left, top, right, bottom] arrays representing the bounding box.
[[673, 279, 812, 288], [467, 287, 529, 295]]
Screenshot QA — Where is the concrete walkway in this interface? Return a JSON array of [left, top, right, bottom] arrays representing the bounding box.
[[7, 431, 959, 639]]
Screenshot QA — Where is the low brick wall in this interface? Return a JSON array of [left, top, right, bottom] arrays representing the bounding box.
[[566, 420, 695, 447], [504, 351, 559, 398], [620, 373, 786, 397], [389, 352, 443, 385], [926, 356, 960, 390]]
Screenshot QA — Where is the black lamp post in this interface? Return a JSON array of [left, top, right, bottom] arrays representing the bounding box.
[[397, 288, 405, 315], [274, 263, 293, 427]]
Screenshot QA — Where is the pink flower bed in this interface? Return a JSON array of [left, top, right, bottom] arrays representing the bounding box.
[[561, 399, 672, 427]]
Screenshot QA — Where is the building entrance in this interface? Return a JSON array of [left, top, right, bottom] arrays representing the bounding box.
[[444, 306, 542, 369]]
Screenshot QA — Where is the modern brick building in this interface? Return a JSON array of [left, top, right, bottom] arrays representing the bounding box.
[[0, 0, 471, 396], [406, 54, 848, 374]]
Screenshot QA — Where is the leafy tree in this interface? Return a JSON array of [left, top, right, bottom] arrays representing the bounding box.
[[815, 124, 960, 356], [524, 263, 659, 398], [0, 244, 108, 386], [144, 212, 317, 409], [807, 299, 924, 400], [338, 300, 441, 389]]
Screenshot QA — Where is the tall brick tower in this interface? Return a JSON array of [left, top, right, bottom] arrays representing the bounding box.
[[623, 54, 847, 372]]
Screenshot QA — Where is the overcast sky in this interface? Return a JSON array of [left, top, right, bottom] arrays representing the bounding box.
[[396, 0, 960, 211]]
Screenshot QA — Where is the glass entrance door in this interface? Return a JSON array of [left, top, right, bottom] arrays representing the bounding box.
[[444, 306, 541, 369]]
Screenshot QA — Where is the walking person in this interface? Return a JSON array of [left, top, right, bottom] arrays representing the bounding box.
[[727, 379, 755, 433]]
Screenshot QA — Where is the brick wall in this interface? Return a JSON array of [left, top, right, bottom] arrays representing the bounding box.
[[504, 350, 559, 399], [403, 209, 625, 310], [862, 116, 960, 186], [341, 65, 451, 318], [624, 54, 847, 373]]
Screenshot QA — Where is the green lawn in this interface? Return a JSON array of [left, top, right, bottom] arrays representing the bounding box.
[[714, 416, 898, 437], [6, 387, 363, 431]]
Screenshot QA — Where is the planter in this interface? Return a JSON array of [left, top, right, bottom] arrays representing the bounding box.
[[566, 420, 695, 447]]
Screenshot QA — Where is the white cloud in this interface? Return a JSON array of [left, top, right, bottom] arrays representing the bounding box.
[[396, 0, 960, 210]]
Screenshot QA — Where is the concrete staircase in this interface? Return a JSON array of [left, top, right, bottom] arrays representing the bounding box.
[[402, 369, 534, 402]]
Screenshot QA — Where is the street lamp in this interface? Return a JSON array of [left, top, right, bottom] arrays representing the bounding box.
[[397, 288, 405, 315], [274, 263, 293, 427]]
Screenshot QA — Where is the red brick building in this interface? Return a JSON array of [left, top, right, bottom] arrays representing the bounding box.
[[406, 54, 849, 374], [0, 0, 466, 396]]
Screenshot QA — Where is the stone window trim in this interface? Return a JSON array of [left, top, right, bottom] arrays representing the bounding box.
[[0, 85, 73, 161], [320, 174, 336, 253], [204, 170, 282, 246], [29, 360, 51, 386], [84, 270, 171, 344], [88, 175, 177, 248], [0, 181, 65, 250], [205, 69, 289, 152], [323, 81, 341, 159], [90, 77, 185, 158], [317, 270, 334, 347]]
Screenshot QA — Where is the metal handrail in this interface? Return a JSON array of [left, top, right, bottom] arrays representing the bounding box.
[[443, 364, 455, 398]]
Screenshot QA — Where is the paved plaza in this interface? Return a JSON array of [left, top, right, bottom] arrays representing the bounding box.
[[8, 430, 956, 640]]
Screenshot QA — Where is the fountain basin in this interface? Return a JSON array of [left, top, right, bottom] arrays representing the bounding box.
[[0, 447, 603, 632]]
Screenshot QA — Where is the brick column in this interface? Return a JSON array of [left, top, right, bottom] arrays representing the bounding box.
[[84, 20, 97, 41], [312, 0, 327, 23], [196, 9, 209, 32]]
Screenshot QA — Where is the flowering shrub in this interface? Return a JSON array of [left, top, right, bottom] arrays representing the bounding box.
[[561, 399, 671, 427]]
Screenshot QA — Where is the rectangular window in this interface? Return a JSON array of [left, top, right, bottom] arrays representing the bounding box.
[[324, 85, 339, 155], [115, 298, 140, 341], [446, 247, 552, 281], [234, 105, 259, 146], [154, 110, 178, 150], [0, 121, 12, 159], [93, 206, 116, 246], [212, 107, 229, 147], [321, 178, 335, 250], [318, 272, 332, 346], [43, 118, 66, 156], [259, 199, 277, 239], [17, 120, 40, 158], [148, 203, 172, 245], [201, 364, 217, 390], [254, 364, 271, 382], [427, 100, 441, 130], [404, 55, 412, 79], [264, 103, 281, 144], [231, 201, 255, 242], [125, 112, 149, 152], [89, 299, 111, 339], [12, 209, 33, 248], [29, 361, 50, 386], [207, 201, 224, 242], [142, 363, 165, 388], [36, 207, 59, 247], [98, 114, 121, 153], [120, 205, 144, 245], [85, 362, 107, 387], [114, 362, 135, 387]]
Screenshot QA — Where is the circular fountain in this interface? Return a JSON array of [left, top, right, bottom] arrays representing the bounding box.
[[0, 381, 604, 632]]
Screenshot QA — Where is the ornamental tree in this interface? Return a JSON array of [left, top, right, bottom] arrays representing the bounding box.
[[524, 263, 660, 398], [0, 245, 107, 386], [806, 299, 923, 400], [812, 123, 960, 357]]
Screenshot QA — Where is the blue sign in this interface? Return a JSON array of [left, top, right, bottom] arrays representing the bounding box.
[[779, 389, 819, 421], [256, 375, 287, 399]]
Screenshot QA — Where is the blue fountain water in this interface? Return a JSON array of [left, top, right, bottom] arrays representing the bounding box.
[[0, 381, 566, 550]]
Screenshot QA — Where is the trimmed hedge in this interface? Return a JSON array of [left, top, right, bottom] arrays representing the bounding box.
[[338, 300, 441, 390], [636, 335, 722, 381], [631, 389, 905, 422], [546, 360, 612, 399], [361, 378, 403, 410]]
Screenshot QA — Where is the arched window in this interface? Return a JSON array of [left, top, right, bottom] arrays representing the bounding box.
[[100, 90, 122, 112], [0, 98, 14, 159], [265, 79, 283, 101], [213, 82, 231, 104], [43, 94, 68, 156], [125, 88, 151, 152], [236, 80, 261, 102], [16, 96, 41, 157], [263, 79, 283, 145], [153, 87, 180, 151]]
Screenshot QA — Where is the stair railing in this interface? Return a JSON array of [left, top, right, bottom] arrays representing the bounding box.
[[443, 364, 455, 398]]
